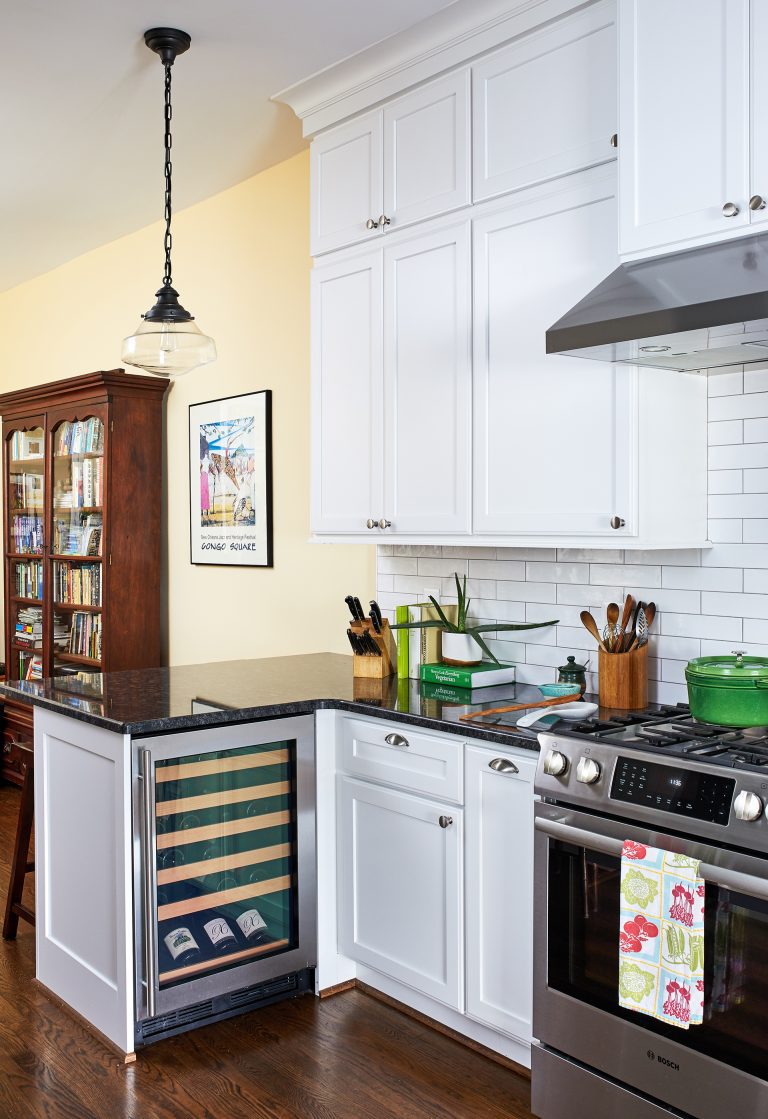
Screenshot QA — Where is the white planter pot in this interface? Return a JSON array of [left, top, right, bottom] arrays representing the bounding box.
[[441, 631, 482, 666]]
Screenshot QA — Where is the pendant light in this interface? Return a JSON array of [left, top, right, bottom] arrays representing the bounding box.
[[122, 28, 216, 378]]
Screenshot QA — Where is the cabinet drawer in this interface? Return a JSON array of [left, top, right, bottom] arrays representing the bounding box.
[[2, 707, 32, 784], [338, 717, 462, 804]]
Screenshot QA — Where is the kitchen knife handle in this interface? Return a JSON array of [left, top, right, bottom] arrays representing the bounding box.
[[344, 595, 358, 620], [352, 596, 366, 622], [368, 610, 381, 634], [370, 600, 383, 629]]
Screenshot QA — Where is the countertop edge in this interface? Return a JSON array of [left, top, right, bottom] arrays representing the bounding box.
[[0, 685, 539, 752]]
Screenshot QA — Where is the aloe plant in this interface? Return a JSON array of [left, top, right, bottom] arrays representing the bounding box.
[[391, 572, 558, 665]]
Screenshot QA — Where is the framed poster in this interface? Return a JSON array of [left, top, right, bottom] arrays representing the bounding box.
[[189, 389, 273, 566]]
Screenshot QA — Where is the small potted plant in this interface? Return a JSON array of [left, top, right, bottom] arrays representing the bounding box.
[[392, 573, 558, 666]]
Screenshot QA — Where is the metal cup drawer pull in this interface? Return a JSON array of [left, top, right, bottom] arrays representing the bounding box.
[[489, 757, 519, 774], [438, 815, 453, 828], [384, 733, 409, 748]]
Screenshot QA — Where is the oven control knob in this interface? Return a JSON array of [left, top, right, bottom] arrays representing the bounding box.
[[576, 757, 602, 785], [734, 790, 764, 822], [543, 750, 569, 777]]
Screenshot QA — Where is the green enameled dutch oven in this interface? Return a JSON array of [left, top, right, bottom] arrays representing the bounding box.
[[685, 651, 768, 727]]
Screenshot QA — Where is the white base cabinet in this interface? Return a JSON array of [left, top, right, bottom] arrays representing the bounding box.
[[465, 744, 536, 1042], [338, 775, 464, 1010]]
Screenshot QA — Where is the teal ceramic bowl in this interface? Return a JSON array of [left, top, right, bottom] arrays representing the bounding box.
[[539, 683, 581, 698]]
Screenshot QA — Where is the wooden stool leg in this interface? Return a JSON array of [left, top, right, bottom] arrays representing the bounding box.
[[3, 760, 34, 940]]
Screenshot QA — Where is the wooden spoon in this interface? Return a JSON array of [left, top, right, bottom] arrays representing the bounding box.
[[644, 601, 657, 630], [580, 610, 608, 651], [606, 602, 620, 651], [616, 594, 635, 652], [460, 692, 584, 721]]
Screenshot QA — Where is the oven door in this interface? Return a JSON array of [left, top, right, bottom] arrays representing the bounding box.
[[534, 800, 768, 1119]]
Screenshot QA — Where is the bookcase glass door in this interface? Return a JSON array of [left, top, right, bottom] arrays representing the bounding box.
[[51, 415, 105, 674], [154, 739, 297, 988], [6, 425, 45, 681]]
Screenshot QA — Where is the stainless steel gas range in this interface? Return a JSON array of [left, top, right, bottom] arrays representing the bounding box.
[[530, 703, 768, 1119]]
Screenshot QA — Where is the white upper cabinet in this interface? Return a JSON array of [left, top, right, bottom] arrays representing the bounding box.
[[311, 111, 383, 256], [383, 71, 471, 230], [473, 1, 617, 203], [383, 221, 471, 535], [311, 73, 470, 256], [618, 0, 750, 257], [310, 250, 383, 533], [473, 174, 633, 537]]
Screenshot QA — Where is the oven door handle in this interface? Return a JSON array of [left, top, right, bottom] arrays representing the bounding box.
[[535, 817, 768, 902]]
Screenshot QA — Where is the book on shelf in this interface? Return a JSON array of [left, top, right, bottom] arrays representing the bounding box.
[[13, 559, 43, 599], [53, 512, 102, 556], [11, 514, 43, 554], [420, 661, 517, 689], [55, 418, 104, 457], [23, 654, 43, 681], [67, 610, 102, 660]]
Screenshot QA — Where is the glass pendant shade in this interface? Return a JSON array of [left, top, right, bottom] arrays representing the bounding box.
[[121, 317, 217, 377]]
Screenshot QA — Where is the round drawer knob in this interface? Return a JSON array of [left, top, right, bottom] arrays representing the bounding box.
[[2, 743, 11, 755], [734, 790, 763, 822], [750, 194, 767, 211], [722, 201, 740, 218], [610, 515, 625, 530], [438, 815, 453, 829]]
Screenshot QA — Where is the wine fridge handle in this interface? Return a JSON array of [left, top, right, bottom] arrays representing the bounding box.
[[139, 748, 158, 1019], [534, 816, 768, 902]]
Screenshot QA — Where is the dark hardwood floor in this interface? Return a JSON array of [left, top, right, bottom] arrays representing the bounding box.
[[0, 784, 534, 1119]]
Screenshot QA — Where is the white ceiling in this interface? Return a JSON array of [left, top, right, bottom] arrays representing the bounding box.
[[1, 0, 458, 292]]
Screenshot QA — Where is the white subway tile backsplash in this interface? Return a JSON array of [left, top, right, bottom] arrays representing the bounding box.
[[701, 591, 768, 619], [744, 520, 768, 543], [376, 366, 768, 690], [709, 493, 768, 518], [526, 561, 589, 583], [589, 563, 662, 587], [708, 470, 742, 494], [708, 519, 743, 542], [661, 566, 742, 592], [708, 420, 743, 445]]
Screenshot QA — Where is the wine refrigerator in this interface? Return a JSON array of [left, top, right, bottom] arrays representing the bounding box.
[[132, 714, 316, 1044]]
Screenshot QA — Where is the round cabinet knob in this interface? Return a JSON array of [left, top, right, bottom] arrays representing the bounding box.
[[722, 202, 741, 218], [543, 750, 569, 777], [365, 217, 380, 230], [734, 790, 763, 822], [438, 815, 453, 829], [366, 518, 377, 529], [751, 195, 767, 211], [378, 518, 391, 529], [378, 215, 391, 228], [610, 515, 625, 530], [576, 757, 602, 785]]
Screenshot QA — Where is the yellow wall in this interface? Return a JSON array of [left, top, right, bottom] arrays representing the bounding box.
[[0, 151, 374, 664]]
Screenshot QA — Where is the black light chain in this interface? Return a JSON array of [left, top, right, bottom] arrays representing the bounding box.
[[162, 62, 174, 288]]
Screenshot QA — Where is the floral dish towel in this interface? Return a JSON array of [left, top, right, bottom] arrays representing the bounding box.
[[618, 840, 705, 1029]]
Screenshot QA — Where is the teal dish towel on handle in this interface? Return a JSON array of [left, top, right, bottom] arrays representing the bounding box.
[[618, 841, 705, 1029]]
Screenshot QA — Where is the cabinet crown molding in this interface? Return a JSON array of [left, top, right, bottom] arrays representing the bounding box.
[[273, 0, 602, 137]]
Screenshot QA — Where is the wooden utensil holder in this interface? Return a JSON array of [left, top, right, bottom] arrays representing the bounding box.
[[351, 619, 397, 679], [598, 643, 648, 710]]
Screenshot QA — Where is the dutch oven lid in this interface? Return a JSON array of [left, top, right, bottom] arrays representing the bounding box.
[[686, 651, 768, 686]]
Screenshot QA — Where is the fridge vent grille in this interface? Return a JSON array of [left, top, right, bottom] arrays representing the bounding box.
[[229, 974, 298, 1007], [141, 1000, 214, 1038]]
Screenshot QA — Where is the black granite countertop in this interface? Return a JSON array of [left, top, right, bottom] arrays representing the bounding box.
[[0, 653, 571, 750]]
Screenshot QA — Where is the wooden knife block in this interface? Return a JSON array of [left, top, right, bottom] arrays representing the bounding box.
[[351, 619, 397, 679]]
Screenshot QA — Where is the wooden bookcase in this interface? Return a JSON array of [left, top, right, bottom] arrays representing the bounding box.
[[0, 370, 169, 783]]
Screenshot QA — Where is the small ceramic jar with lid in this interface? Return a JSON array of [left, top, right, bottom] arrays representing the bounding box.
[[558, 655, 588, 696]]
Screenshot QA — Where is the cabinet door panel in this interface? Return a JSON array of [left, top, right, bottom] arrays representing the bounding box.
[[383, 222, 471, 534], [473, 177, 634, 536], [473, 2, 616, 203], [383, 70, 470, 229], [311, 112, 383, 255], [465, 745, 536, 1040], [618, 0, 749, 255], [751, 0, 768, 227], [311, 252, 383, 533], [338, 777, 463, 1009]]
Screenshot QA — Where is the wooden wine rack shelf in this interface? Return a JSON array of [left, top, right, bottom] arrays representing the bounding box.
[[159, 938, 290, 984], [156, 748, 289, 783], [157, 809, 291, 849], [156, 780, 290, 817], [158, 874, 292, 921], [158, 842, 292, 886]]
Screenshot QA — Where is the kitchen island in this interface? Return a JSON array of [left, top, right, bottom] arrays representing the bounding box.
[[0, 654, 542, 1064]]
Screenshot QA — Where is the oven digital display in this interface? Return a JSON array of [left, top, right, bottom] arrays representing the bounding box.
[[610, 757, 736, 823]]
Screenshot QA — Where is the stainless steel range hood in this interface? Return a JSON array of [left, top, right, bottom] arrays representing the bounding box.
[[546, 234, 768, 371]]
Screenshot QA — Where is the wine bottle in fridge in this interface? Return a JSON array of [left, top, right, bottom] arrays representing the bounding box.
[[160, 921, 202, 967]]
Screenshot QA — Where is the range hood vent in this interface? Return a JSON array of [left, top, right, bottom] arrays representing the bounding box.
[[546, 234, 768, 371]]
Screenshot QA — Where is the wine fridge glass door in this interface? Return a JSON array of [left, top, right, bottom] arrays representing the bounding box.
[[135, 715, 316, 1020]]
